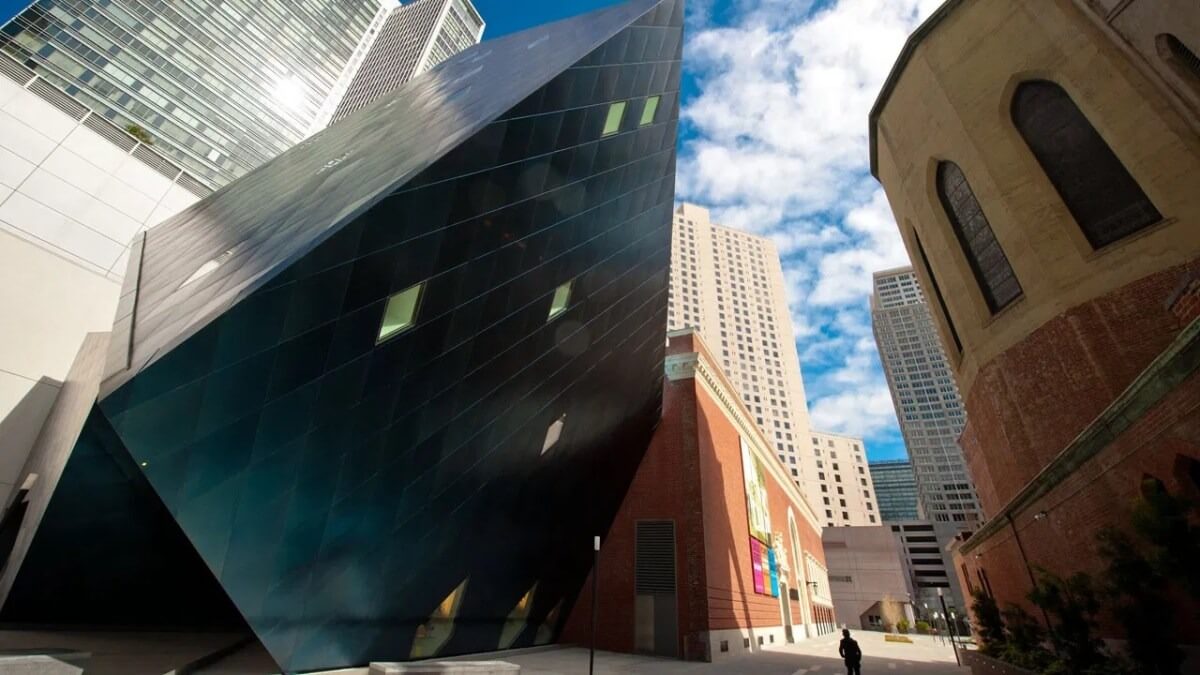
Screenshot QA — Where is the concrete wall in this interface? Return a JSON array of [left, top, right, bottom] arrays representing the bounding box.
[[0, 68, 201, 507], [823, 526, 912, 631]]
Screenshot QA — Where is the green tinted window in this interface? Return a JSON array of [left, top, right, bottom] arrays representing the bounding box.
[[547, 280, 572, 321], [601, 101, 626, 136], [639, 96, 659, 126], [377, 282, 424, 343]]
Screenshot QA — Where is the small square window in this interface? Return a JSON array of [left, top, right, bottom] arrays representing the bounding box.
[[601, 101, 626, 136], [639, 95, 660, 126], [548, 280, 573, 321], [377, 282, 423, 343]]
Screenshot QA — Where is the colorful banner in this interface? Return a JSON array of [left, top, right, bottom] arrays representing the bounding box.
[[768, 548, 779, 598], [751, 538, 765, 594], [740, 437, 772, 544]]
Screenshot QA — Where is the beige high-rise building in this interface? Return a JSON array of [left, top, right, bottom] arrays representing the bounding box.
[[807, 431, 879, 528], [668, 203, 879, 525]]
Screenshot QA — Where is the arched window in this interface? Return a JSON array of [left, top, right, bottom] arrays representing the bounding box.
[[1011, 80, 1161, 249], [1157, 33, 1200, 84], [913, 231, 962, 354], [935, 161, 1022, 313]]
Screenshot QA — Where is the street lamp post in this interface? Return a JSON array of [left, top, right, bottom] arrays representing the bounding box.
[[590, 535, 599, 675], [938, 588, 960, 666]]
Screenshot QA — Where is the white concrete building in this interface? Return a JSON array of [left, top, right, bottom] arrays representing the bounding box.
[[0, 56, 204, 506], [808, 431, 880, 528], [870, 267, 982, 528], [667, 204, 812, 478]]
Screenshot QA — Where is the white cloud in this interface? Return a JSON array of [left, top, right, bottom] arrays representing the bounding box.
[[678, 0, 939, 446], [809, 385, 899, 437]]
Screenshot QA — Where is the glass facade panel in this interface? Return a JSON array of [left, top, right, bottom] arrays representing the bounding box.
[[0, 0, 384, 186]]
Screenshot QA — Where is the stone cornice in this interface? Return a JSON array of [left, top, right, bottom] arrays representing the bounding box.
[[960, 316, 1200, 554]]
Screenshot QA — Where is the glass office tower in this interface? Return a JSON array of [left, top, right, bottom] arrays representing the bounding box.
[[869, 459, 920, 521], [0, 0, 387, 187]]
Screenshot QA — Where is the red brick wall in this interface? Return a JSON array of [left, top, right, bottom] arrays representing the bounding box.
[[562, 332, 826, 658], [961, 262, 1199, 515], [956, 368, 1200, 642], [560, 373, 708, 658]]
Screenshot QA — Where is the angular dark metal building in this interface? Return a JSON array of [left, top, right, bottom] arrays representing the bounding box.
[[0, 0, 682, 671]]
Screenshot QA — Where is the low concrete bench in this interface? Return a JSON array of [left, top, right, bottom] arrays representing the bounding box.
[[369, 661, 519, 675], [0, 651, 89, 675]]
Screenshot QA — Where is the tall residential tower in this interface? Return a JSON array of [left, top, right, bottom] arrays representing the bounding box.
[[870, 267, 982, 528], [668, 204, 811, 472], [668, 203, 879, 524]]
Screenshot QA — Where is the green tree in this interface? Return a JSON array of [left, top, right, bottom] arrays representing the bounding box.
[[1000, 604, 1053, 671], [125, 124, 154, 145], [1130, 478, 1200, 599], [1028, 570, 1105, 674], [1096, 528, 1183, 674], [971, 589, 1006, 655]]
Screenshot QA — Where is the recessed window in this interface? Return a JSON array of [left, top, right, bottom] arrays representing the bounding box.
[[936, 161, 1022, 313], [547, 280, 572, 321], [601, 101, 626, 136], [639, 95, 660, 126], [1011, 80, 1160, 249], [377, 282, 424, 343]]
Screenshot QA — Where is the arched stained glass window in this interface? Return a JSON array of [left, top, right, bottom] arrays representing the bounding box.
[[935, 161, 1022, 313], [1011, 80, 1161, 249]]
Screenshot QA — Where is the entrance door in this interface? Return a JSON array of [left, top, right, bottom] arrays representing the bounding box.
[[634, 520, 677, 657], [780, 582, 794, 643]]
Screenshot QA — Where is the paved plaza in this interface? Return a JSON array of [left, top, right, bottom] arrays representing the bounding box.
[[460, 631, 971, 675]]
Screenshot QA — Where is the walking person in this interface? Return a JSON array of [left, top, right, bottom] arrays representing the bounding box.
[[839, 628, 863, 675]]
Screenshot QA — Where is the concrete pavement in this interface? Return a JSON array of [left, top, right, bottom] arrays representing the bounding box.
[[190, 630, 972, 674], [494, 631, 971, 674]]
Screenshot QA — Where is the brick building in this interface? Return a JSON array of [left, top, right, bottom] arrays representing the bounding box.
[[562, 330, 835, 661], [869, 0, 1200, 655]]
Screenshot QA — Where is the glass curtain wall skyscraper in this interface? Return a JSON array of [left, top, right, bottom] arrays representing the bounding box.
[[869, 459, 920, 521], [871, 267, 983, 528], [0, 0, 387, 187]]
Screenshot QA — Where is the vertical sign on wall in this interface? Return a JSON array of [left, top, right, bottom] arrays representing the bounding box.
[[750, 538, 765, 594], [740, 438, 772, 544], [742, 437, 775, 596], [768, 547, 779, 597]]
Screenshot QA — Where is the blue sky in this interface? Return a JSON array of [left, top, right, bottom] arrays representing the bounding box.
[[0, 0, 941, 462], [480, 0, 945, 462]]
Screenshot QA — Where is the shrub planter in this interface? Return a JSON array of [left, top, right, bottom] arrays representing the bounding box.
[[961, 650, 1036, 675]]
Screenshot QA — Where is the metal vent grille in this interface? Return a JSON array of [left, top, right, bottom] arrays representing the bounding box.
[[635, 520, 675, 595], [132, 144, 181, 181], [175, 173, 212, 198], [83, 114, 137, 152], [0, 55, 35, 85], [27, 78, 88, 120]]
